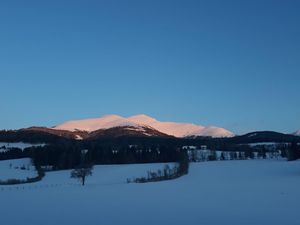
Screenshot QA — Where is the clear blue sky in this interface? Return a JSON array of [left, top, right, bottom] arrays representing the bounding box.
[[0, 0, 299, 134]]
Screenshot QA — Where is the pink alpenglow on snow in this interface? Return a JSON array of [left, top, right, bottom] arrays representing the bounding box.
[[54, 114, 234, 138]]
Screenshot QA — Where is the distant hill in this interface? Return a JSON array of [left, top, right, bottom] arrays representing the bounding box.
[[293, 130, 300, 136], [225, 131, 300, 144]]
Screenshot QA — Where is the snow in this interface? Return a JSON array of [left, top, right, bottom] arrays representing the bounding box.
[[0, 158, 38, 181], [127, 114, 158, 124], [247, 133, 258, 137], [0, 142, 45, 152], [246, 142, 287, 147], [293, 130, 300, 136], [1, 160, 300, 225], [54, 114, 136, 132], [75, 135, 83, 140], [189, 126, 234, 137], [54, 114, 234, 138]]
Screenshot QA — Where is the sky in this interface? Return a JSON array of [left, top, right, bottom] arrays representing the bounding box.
[[0, 0, 299, 134]]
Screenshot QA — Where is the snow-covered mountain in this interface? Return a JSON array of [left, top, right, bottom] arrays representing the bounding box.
[[293, 130, 300, 136], [54, 114, 234, 138], [54, 115, 135, 132]]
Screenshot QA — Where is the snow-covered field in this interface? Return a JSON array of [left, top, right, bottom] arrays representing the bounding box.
[[1, 160, 300, 225], [0, 158, 37, 181]]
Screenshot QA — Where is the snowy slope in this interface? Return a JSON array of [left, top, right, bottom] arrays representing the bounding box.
[[0, 158, 37, 181], [293, 130, 300, 136], [128, 114, 234, 137], [54, 115, 137, 132], [1, 160, 300, 225], [54, 114, 234, 137]]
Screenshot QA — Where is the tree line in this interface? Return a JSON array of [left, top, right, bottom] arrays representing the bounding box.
[[0, 139, 299, 171]]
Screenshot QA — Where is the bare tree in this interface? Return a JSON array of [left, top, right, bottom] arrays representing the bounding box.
[[71, 166, 93, 186], [71, 149, 93, 186]]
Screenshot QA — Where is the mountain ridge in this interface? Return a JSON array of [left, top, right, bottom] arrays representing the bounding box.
[[54, 114, 234, 138]]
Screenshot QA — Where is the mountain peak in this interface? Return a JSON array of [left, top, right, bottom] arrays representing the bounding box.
[[53, 114, 234, 138], [101, 114, 124, 120], [127, 114, 157, 124]]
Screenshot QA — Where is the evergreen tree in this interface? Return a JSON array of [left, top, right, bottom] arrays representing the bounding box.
[[287, 141, 299, 161]]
